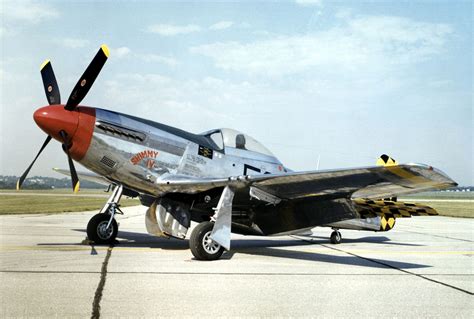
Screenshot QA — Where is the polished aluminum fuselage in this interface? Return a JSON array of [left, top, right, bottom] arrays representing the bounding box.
[[76, 108, 395, 236], [79, 108, 284, 196]]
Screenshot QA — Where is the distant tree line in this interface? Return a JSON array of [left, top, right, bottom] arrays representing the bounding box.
[[0, 175, 104, 189]]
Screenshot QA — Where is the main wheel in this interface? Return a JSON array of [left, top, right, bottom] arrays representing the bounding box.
[[87, 213, 118, 244], [189, 221, 224, 261], [330, 230, 342, 244]]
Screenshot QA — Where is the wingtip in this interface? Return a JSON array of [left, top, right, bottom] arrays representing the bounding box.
[[101, 44, 110, 58], [40, 59, 50, 71]]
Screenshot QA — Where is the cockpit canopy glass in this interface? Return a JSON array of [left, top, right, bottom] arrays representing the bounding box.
[[202, 128, 275, 157]]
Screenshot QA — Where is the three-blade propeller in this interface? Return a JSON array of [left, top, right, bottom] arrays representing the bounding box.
[[17, 45, 109, 192]]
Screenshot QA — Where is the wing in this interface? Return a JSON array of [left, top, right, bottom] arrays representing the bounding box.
[[156, 163, 456, 199], [249, 163, 456, 199], [53, 168, 112, 186]]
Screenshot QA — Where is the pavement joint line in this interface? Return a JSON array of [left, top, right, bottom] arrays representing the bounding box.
[[1, 245, 473, 255], [1, 270, 472, 276], [400, 230, 473, 243], [303, 240, 474, 296], [91, 244, 114, 319]]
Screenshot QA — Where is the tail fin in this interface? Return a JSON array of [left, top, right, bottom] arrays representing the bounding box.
[[376, 154, 398, 166], [376, 154, 398, 201]]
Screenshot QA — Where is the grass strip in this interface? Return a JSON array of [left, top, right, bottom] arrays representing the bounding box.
[[0, 195, 139, 214]]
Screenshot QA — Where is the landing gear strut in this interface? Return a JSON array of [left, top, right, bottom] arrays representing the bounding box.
[[86, 185, 123, 244], [330, 229, 342, 244]]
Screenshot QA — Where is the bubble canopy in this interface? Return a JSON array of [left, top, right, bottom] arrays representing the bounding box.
[[201, 128, 276, 157]]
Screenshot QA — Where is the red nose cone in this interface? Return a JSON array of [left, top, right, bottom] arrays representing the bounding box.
[[33, 105, 96, 161], [34, 105, 79, 142]]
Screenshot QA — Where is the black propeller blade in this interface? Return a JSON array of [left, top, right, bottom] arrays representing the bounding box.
[[40, 60, 61, 105], [17, 135, 52, 190], [60, 131, 80, 193], [65, 44, 109, 111], [19, 45, 109, 193]]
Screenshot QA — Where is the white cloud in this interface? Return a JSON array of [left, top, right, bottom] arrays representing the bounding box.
[[209, 21, 234, 30], [108, 47, 178, 66], [100, 74, 238, 132], [0, 0, 59, 24], [191, 14, 453, 76], [295, 0, 323, 7], [0, 27, 7, 38], [146, 24, 202, 36], [140, 54, 179, 66], [146, 21, 235, 36], [110, 47, 131, 58], [57, 38, 89, 49]]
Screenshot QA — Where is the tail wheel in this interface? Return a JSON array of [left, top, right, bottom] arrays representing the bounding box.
[[330, 230, 342, 244], [189, 221, 224, 261], [87, 213, 118, 244]]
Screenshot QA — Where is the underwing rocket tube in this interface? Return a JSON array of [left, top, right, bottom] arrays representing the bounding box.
[[145, 197, 191, 239]]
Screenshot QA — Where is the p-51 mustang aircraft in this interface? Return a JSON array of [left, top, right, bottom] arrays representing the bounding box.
[[18, 45, 457, 260]]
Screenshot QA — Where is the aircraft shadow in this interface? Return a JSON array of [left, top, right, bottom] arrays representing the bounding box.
[[295, 235, 424, 247], [233, 246, 429, 269], [37, 229, 430, 269], [37, 229, 190, 250], [228, 237, 429, 269], [113, 230, 431, 269]]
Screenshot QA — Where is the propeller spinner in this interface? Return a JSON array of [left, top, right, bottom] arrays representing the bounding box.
[[17, 45, 109, 192]]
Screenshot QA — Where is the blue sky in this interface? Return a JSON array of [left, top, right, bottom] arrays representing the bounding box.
[[1, 0, 472, 185]]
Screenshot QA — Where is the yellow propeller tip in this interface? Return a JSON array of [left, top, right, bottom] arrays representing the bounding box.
[[16, 180, 20, 191], [101, 44, 110, 58], [40, 59, 50, 71], [74, 181, 80, 193]]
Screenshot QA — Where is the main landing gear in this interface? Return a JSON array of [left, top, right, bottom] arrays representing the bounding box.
[[189, 186, 235, 261], [330, 229, 342, 244], [87, 185, 123, 244], [189, 221, 224, 261]]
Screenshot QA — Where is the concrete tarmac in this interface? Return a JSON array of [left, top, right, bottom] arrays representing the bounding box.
[[1, 206, 472, 318]]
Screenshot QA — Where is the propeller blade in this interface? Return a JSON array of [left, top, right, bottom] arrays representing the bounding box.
[[66, 151, 80, 193], [40, 60, 61, 105], [60, 131, 80, 193], [17, 135, 52, 190], [65, 44, 110, 111]]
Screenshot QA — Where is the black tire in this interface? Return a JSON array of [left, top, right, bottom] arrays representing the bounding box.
[[189, 221, 224, 261], [87, 213, 118, 244], [330, 230, 342, 244]]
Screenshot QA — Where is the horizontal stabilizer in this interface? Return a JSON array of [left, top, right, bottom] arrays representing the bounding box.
[[354, 199, 438, 219], [53, 168, 112, 186]]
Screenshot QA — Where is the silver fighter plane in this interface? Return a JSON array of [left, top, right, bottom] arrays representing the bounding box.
[[18, 45, 457, 260]]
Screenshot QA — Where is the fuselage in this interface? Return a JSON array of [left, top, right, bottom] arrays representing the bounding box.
[[33, 104, 405, 236], [34, 105, 286, 196]]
